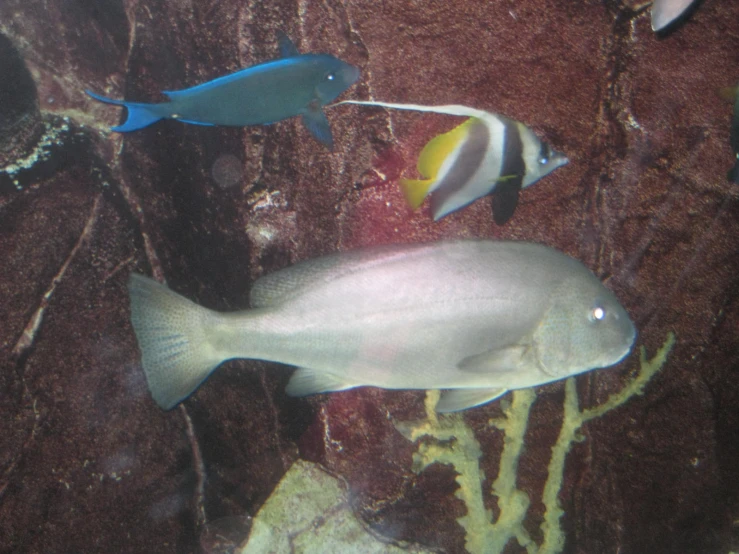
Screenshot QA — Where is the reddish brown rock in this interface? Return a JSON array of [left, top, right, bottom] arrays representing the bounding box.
[[1, 0, 738, 553]]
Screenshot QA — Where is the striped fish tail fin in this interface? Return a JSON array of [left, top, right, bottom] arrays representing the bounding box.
[[399, 178, 434, 209]]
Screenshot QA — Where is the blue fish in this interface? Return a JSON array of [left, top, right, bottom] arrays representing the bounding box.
[[86, 32, 360, 149]]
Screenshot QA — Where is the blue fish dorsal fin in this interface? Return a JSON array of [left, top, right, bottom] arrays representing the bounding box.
[[276, 30, 300, 58], [162, 89, 186, 100]]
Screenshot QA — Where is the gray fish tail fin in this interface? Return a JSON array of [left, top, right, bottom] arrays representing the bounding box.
[[86, 90, 166, 132], [128, 273, 224, 410]]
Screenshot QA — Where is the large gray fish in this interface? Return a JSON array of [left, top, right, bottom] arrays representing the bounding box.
[[128, 240, 636, 412], [86, 32, 360, 149]]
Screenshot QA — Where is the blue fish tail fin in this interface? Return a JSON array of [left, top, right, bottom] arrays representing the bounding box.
[[86, 90, 167, 132], [110, 104, 164, 132]]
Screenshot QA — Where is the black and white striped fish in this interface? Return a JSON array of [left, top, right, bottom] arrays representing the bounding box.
[[335, 101, 568, 224]]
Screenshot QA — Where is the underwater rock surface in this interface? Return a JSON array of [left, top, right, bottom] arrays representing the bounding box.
[[239, 459, 435, 553], [0, 33, 44, 169], [0, 1, 738, 553]]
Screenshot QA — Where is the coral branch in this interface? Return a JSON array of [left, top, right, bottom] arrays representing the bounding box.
[[397, 389, 538, 554], [539, 333, 676, 553], [397, 332, 676, 554], [488, 390, 537, 553], [397, 391, 491, 554], [581, 333, 677, 423]]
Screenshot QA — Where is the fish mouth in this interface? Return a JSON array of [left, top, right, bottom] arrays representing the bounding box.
[[616, 319, 638, 363], [552, 150, 569, 168], [625, 323, 637, 352], [599, 316, 637, 369]]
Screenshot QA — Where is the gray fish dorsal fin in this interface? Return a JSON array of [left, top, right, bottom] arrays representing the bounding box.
[[250, 242, 437, 308], [277, 30, 300, 58], [457, 344, 529, 373], [437, 388, 508, 412], [250, 254, 346, 308], [285, 368, 355, 396]]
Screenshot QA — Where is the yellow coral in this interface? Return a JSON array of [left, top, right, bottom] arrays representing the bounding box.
[[398, 333, 676, 554]]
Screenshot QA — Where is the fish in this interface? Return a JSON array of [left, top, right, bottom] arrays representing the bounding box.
[[127, 240, 636, 413], [651, 0, 700, 32], [719, 84, 739, 183], [332, 101, 568, 224], [86, 31, 360, 149]]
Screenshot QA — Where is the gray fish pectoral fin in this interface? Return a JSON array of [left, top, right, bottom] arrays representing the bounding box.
[[302, 107, 334, 150], [436, 388, 508, 412], [276, 30, 300, 58], [285, 368, 354, 397], [457, 344, 529, 373], [491, 174, 523, 225]]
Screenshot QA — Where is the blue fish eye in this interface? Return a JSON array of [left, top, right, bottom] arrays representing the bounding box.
[[539, 156, 549, 165], [326, 73, 335, 81]]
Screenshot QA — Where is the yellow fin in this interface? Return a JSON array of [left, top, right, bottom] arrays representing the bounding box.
[[399, 178, 434, 209], [495, 173, 521, 183], [417, 118, 477, 179]]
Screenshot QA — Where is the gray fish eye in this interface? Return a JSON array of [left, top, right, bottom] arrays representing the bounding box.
[[591, 306, 606, 322], [326, 73, 335, 81]]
